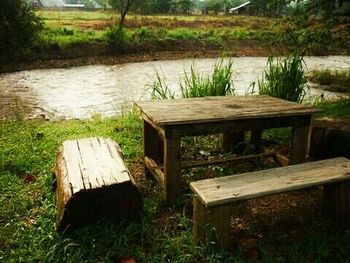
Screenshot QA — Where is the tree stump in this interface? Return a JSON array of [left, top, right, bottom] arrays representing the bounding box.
[[54, 137, 142, 232]]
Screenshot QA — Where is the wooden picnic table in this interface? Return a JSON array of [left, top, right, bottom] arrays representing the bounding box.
[[135, 95, 321, 206]]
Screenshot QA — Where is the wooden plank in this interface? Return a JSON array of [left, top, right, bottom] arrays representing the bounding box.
[[181, 151, 275, 169], [104, 138, 131, 184], [274, 153, 290, 166], [76, 138, 102, 189], [163, 115, 310, 138], [164, 137, 182, 206], [190, 157, 350, 207], [144, 156, 165, 186], [62, 140, 85, 194], [135, 96, 321, 126], [89, 138, 130, 186]]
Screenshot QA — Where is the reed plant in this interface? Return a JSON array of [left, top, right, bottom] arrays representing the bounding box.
[[257, 56, 308, 103], [150, 70, 175, 100], [180, 59, 234, 98], [150, 59, 234, 100]]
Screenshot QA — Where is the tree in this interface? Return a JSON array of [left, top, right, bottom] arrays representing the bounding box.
[[177, 0, 194, 14], [110, 0, 135, 29], [0, 0, 42, 63], [207, 0, 224, 14]]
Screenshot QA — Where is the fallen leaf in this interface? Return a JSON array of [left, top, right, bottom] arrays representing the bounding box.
[[118, 255, 136, 263], [24, 175, 34, 183]]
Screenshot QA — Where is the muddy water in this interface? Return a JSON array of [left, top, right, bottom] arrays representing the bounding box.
[[1, 56, 349, 119]]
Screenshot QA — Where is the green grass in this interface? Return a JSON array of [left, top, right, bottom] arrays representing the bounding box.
[[1, 98, 350, 262], [308, 69, 350, 93], [315, 96, 350, 118], [36, 10, 113, 21], [38, 27, 106, 49], [0, 113, 236, 262]]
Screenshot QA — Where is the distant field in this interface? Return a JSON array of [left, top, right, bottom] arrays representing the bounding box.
[[37, 10, 277, 31], [10, 10, 348, 63]]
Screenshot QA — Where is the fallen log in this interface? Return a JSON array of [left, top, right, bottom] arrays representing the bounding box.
[[54, 137, 142, 232]]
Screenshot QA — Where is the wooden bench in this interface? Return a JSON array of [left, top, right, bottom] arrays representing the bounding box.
[[190, 157, 350, 248], [54, 137, 142, 232]]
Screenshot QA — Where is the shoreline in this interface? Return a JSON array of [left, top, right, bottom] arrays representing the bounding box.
[[0, 41, 292, 73]]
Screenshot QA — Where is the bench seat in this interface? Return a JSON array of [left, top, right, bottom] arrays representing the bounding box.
[[190, 157, 350, 247]]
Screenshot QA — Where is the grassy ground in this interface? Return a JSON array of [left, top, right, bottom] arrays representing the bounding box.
[[27, 10, 350, 61], [1, 98, 350, 262]]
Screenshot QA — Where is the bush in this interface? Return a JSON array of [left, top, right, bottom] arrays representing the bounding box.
[[257, 56, 308, 103], [0, 0, 43, 63], [106, 26, 127, 51]]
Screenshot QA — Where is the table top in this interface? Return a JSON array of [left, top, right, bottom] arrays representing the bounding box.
[[135, 95, 321, 126]]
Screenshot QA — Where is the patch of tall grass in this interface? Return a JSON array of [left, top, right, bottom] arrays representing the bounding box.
[[150, 70, 175, 100], [150, 59, 234, 99], [256, 56, 308, 103], [181, 60, 234, 98], [308, 69, 350, 92]]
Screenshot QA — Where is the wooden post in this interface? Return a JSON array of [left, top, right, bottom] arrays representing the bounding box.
[[290, 116, 311, 164], [143, 121, 163, 178], [250, 130, 263, 153], [164, 137, 181, 206], [223, 131, 245, 154], [323, 181, 350, 228], [193, 196, 233, 248]]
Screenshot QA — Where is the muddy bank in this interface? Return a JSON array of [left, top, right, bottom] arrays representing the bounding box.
[[0, 40, 290, 73]]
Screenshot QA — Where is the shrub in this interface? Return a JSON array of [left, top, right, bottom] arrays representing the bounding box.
[[106, 26, 127, 51], [0, 0, 43, 63], [257, 56, 308, 103]]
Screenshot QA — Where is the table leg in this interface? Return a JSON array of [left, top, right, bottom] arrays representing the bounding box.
[[223, 131, 245, 154], [250, 130, 263, 153], [290, 117, 311, 164], [143, 121, 163, 178], [164, 137, 181, 206]]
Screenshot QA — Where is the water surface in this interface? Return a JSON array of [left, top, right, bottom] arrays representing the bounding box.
[[1, 56, 349, 119]]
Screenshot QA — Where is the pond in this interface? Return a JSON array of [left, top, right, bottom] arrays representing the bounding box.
[[1, 56, 349, 119]]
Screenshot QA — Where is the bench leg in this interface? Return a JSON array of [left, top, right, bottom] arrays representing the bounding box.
[[323, 181, 350, 228], [143, 121, 163, 179], [223, 131, 246, 154], [193, 195, 233, 248]]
